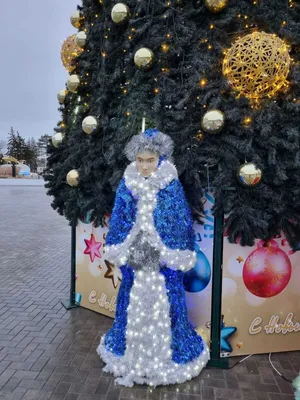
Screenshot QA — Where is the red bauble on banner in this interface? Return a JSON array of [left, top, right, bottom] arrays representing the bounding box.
[[243, 239, 292, 298]]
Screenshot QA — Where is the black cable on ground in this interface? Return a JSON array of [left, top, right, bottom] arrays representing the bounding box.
[[225, 353, 294, 384]]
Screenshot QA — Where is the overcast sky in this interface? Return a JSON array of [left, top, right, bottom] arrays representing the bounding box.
[[0, 0, 79, 143]]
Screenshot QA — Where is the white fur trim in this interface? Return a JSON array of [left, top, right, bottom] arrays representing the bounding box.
[[97, 270, 209, 387], [105, 161, 196, 272]]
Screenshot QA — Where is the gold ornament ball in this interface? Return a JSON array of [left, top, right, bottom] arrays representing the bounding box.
[[238, 162, 262, 187], [52, 132, 64, 148], [195, 325, 211, 345], [134, 48, 154, 69], [223, 31, 290, 100], [205, 0, 228, 13], [82, 116, 98, 134], [67, 75, 80, 93], [61, 35, 83, 73], [67, 169, 79, 187], [111, 3, 131, 24], [57, 90, 67, 104], [201, 109, 225, 134], [70, 10, 81, 28], [76, 31, 87, 48]]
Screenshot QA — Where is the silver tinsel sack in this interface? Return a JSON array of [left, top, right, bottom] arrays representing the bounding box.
[[127, 231, 161, 272]]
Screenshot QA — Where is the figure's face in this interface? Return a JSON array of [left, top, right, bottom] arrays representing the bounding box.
[[136, 150, 159, 177]]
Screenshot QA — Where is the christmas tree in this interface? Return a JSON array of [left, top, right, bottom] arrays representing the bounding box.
[[45, 0, 300, 247]]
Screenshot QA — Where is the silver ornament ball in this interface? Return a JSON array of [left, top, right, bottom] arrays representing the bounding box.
[[57, 90, 67, 104], [82, 116, 98, 134], [67, 75, 80, 93], [76, 31, 87, 48], [52, 132, 64, 148], [66, 169, 79, 187], [201, 109, 225, 134]]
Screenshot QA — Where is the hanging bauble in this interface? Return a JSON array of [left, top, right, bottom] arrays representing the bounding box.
[[243, 239, 292, 298], [205, 0, 228, 13], [195, 325, 211, 345], [67, 169, 79, 187], [134, 48, 154, 69], [237, 162, 262, 187], [70, 10, 81, 28], [76, 31, 87, 48], [111, 3, 131, 24], [201, 109, 225, 134], [184, 247, 211, 293], [61, 35, 83, 73], [52, 132, 64, 148], [67, 75, 80, 93], [82, 116, 98, 134], [223, 31, 290, 100], [57, 90, 67, 104]]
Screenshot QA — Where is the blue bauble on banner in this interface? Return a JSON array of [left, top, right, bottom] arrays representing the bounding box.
[[184, 245, 211, 293]]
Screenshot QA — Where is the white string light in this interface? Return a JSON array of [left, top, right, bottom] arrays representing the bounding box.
[[98, 269, 209, 386], [105, 161, 196, 272]]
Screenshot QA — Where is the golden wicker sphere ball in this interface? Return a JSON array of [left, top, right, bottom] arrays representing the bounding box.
[[223, 31, 290, 100], [205, 0, 228, 13], [61, 35, 83, 73]]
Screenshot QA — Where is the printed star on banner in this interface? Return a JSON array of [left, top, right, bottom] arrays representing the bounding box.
[[221, 326, 237, 353], [236, 256, 244, 263], [104, 260, 122, 289], [84, 234, 102, 262]]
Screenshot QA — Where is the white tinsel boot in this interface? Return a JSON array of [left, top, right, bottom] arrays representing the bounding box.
[[293, 374, 300, 400]]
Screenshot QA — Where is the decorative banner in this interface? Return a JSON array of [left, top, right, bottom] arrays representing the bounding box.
[[76, 215, 118, 318], [185, 193, 214, 329], [222, 232, 300, 356], [76, 197, 300, 357], [75, 193, 215, 323]]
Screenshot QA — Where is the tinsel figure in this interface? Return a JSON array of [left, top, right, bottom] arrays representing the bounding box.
[[293, 374, 300, 400], [97, 129, 209, 387]]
